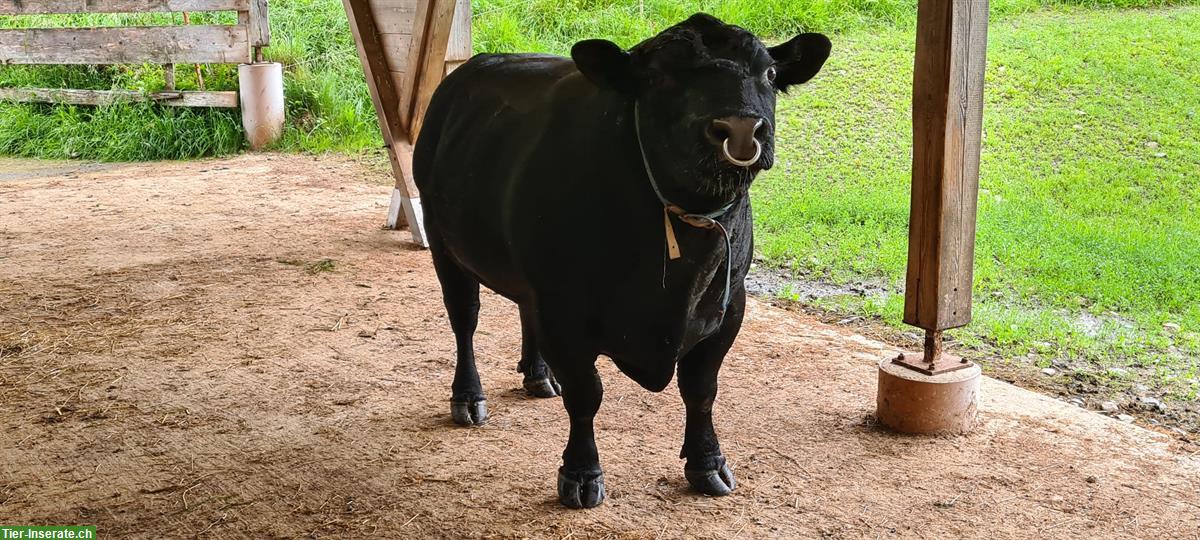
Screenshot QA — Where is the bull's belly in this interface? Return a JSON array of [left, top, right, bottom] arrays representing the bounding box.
[[424, 189, 531, 301]]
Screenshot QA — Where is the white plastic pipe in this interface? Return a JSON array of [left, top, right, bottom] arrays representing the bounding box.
[[238, 62, 284, 150]]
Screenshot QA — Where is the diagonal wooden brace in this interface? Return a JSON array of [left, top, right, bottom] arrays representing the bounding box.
[[342, 0, 471, 248]]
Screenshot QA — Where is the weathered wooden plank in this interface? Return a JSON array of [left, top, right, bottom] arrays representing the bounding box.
[[248, 0, 269, 48], [379, 32, 413, 73], [0, 87, 239, 107], [389, 70, 408, 103], [399, 0, 455, 140], [0, 0, 248, 15], [903, 0, 989, 331], [0, 25, 250, 65], [395, 0, 428, 132], [445, 0, 471, 62], [368, 0, 417, 34]]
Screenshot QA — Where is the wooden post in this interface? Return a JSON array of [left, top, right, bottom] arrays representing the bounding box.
[[249, 0, 270, 62], [877, 0, 988, 435], [903, 0, 989, 359]]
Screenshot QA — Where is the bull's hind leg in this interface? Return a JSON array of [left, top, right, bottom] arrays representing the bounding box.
[[428, 245, 488, 426], [676, 290, 745, 496], [517, 306, 561, 398]]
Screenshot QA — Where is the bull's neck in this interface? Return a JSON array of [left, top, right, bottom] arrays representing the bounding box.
[[632, 101, 738, 220], [632, 100, 736, 316]]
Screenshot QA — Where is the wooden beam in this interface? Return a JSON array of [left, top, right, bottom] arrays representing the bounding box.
[[903, 0, 989, 332], [343, 0, 405, 165], [0, 25, 251, 65], [0, 0, 249, 15], [0, 87, 239, 107], [399, 0, 456, 140], [369, 0, 417, 34], [379, 33, 414, 72], [343, 0, 426, 245]]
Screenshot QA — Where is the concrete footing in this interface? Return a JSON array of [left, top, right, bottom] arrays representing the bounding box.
[[876, 356, 981, 434], [238, 62, 285, 150]]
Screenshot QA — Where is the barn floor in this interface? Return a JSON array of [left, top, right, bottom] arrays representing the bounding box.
[[1, 154, 1198, 539]]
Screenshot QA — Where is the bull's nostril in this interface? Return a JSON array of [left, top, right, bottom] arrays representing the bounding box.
[[707, 120, 733, 145], [710, 116, 766, 166]]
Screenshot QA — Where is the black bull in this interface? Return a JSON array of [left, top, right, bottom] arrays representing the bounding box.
[[412, 13, 830, 508]]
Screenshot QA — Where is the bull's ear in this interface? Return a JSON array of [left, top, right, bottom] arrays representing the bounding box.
[[768, 33, 831, 92], [572, 39, 635, 94]]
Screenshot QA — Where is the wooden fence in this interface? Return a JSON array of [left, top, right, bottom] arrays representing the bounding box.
[[0, 0, 270, 108]]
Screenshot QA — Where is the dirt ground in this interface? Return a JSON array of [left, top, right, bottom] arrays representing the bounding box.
[[2, 154, 1199, 539]]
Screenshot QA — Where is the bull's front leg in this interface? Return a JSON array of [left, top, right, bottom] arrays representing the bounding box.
[[677, 288, 745, 496], [554, 360, 605, 508], [535, 309, 606, 508]]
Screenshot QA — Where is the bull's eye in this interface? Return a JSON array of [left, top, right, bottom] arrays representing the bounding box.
[[765, 66, 777, 83]]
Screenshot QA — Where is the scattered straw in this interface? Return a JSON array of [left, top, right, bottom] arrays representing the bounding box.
[[306, 258, 337, 275]]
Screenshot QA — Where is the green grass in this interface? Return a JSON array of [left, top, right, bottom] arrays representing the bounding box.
[[0, 1, 378, 158], [471, 0, 1180, 53], [757, 8, 1200, 399], [1, 1, 1197, 399], [2, 0, 1188, 160]]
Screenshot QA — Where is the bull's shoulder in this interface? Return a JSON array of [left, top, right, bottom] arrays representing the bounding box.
[[451, 53, 578, 90], [461, 53, 574, 74], [435, 53, 595, 117]]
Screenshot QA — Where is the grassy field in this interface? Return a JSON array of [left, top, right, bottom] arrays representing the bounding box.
[[757, 8, 1200, 402], [0, 0, 1183, 159], [1, 1, 1197, 403]]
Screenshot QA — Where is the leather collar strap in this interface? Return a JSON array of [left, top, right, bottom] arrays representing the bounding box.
[[633, 101, 735, 313]]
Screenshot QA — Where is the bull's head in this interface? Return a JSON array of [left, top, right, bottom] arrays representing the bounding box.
[[572, 13, 830, 209]]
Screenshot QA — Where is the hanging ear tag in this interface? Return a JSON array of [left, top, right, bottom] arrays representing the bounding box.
[[664, 207, 682, 260]]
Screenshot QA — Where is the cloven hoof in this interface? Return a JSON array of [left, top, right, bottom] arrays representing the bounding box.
[[450, 399, 488, 426], [685, 456, 737, 496], [557, 467, 605, 509], [523, 375, 562, 398]]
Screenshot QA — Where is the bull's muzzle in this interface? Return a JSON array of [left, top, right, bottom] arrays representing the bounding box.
[[707, 116, 765, 167]]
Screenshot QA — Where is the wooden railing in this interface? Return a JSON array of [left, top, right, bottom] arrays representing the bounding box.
[[0, 0, 270, 108]]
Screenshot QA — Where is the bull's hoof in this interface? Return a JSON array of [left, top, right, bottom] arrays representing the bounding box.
[[450, 399, 488, 426], [557, 467, 605, 509], [523, 375, 562, 398], [685, 455, 736, 496]]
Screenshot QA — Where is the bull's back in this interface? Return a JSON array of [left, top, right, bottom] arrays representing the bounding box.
[[413, 54, 582, 299]]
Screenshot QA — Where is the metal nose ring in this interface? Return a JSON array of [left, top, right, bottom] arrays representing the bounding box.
[[722, 137, 762, 167]]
